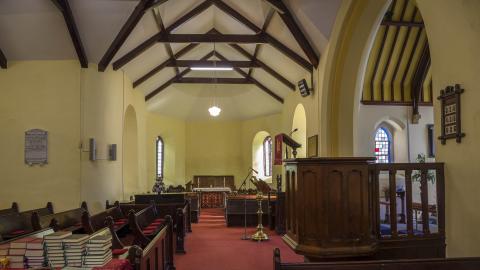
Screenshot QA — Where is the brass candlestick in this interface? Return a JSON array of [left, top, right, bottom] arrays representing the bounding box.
[[251, 192, 269, 241]]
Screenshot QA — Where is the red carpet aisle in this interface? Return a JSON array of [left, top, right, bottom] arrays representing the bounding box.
[[175, 208, 303, 270]]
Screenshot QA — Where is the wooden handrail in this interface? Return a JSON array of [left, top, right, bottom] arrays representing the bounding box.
[[370, 162, 445, 240]]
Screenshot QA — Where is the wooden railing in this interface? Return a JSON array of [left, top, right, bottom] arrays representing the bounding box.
[[370, 163, 445, 240]]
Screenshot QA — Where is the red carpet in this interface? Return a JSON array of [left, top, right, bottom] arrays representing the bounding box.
[[175, 208, 303, 270]]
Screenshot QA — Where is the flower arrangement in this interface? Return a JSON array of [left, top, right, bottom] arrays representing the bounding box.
[[412, 154, 436, 184]]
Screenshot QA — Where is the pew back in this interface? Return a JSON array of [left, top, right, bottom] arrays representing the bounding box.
[[83, 206, 125, 233], [0, 202, 19, 217], [33, 203, 87, 232], [128, 216, 175, 270], [0, 213, 33, 239]]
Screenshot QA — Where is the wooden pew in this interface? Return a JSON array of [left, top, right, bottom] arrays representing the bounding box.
[[225, 195, 273, 227], [0, 227, 55, 245], [273, 248, 480, 270], [127, 203, 168, 249], [108, 200, 190, 253], [0, 202, 19, 216], [186, 192, 200, 223], [31, 202, 88, 232], [0, 202, 55, 240], [127, 215, 175, 270], [0, 213, 35, 240], [82, 205, 127, 234]]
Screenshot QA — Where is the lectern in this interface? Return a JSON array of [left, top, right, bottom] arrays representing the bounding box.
[[283, 157, 377, 261]]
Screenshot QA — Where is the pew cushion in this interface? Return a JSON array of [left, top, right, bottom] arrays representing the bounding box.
[[10, 229, 26, 235], [142, 229, 155, 235], [114, 221, 126, 225], [112, 249, 128, 256], [116, 218, 127, 222]]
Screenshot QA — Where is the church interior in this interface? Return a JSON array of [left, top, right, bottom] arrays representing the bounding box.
[[1, 0, 480, 269]]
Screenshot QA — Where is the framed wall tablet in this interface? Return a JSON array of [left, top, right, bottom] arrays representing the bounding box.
[[437, 84, 465, 144], [25, 129, 48, 165]]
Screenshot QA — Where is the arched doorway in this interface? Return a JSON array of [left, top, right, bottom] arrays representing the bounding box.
[[292, 104, 307, 158], [123, 105, 139, 200]]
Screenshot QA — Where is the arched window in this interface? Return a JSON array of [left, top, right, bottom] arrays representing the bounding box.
[[374, 128, 391, 163], [156, 137, 164, 178], [263, 136, 272, 177]]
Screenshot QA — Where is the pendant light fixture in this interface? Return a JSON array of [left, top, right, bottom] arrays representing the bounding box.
[[208, 43, 221, 117]]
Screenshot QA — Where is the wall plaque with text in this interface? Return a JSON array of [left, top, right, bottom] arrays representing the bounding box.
[[438, 84, 465, 144], [25, 129, 48, 165]]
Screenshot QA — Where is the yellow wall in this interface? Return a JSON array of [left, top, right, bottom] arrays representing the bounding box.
[[146, 112, 186, 188], [0, 61, 81, 212], [185, 120, 244, 187], [0, 62, 148, 214], [416, 0, 480, 257]]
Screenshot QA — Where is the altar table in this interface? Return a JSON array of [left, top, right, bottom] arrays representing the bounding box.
[[193, 187, 231, 208]]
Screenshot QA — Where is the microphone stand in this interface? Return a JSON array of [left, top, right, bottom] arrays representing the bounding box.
[[240, 168, 255, 240]]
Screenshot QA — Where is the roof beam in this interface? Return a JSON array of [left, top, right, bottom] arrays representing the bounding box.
[[112, 0, 211, 70], [264, 0, 319, 67], [133, 43, 200, 88], [52, 0, 88, 68], [166, 60, 260, 68], [145, 50, 214, 101], [411, 44, 431, 120], [249, 8, 275, 76], [381, 20, 424, 28], [211, 0, 312, 72], [152, 8, 179, 74], [229, 43, 295, 91], [174, 77, 252, 84], [0, 48, 6, 69], [144, 0, 169, 11], [158, 33, 266, 43], [98, 0, 153, 71], [215, 51, 284, 103]]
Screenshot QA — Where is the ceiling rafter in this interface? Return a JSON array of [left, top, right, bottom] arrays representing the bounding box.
[[249, 8, 275, 77], [390, 8, 418, 101], [411, 43, 430, 119], [98, 0, 170, 71], [263, 0, 319, 67], [158, 33, 266, 43], [166, 60, 260, 68], [174, 77, 252, 84], [145, 50, 214, 101], [211, 0, 312, 72], [381, 20, 424, 28], [133, 43, 199, 87], [113, 0, 312, 73], [229, 43, 295, 91], [113, 0, 212, 71], [381, 0, 408, 101], [51, 0, 88, 68], [0, 48, 6, 69], [152, 8, 179, 74], [214, 51, 284, 103]]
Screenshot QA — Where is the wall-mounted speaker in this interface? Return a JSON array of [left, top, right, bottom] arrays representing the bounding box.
[[109, 144, 117, 161], [298, 79, 311, 97], [89, 138, 96, 161]]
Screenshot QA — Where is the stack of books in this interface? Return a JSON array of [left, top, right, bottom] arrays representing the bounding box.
[[63, 234, 89, 267], [0, 243, 8, 257], [44, 231, 72, 268], [7, 237, 31, 268], [83, 234, 113, 267], [25, 238, 45, 268]]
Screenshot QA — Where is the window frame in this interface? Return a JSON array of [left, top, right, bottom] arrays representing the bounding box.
[[374, 127, 393, 163], [263, 136, 272, 177], [156, 136, 164, 178]]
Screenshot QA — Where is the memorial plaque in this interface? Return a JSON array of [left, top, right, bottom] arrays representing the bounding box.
[[438, 84, 465, 144], [25, 129, 48, 165]]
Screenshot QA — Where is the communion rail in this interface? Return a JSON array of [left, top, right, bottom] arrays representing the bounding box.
[[370, 162, 445, 259]]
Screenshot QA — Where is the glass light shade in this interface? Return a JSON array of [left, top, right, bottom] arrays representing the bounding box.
[[208, 106, 221, 117]]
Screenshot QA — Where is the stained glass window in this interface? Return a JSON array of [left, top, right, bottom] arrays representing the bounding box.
[[374, 128, 391, 163], [156, 137, 164, 178], [263, 136, 272, 177]]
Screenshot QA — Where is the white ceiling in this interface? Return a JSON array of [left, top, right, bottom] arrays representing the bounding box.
[[0, 0, 341, 120]]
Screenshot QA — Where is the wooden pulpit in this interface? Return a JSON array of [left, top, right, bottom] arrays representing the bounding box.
[[283, 157, 377, 261]]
